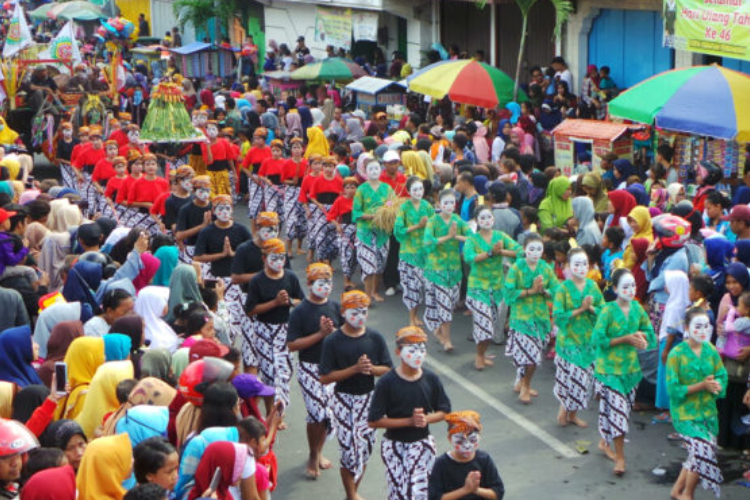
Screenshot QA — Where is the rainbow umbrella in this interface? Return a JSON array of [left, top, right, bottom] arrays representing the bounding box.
[[407, 60, 525, 108], [290, 58, 366, 82], [609, 65, 750, 142]]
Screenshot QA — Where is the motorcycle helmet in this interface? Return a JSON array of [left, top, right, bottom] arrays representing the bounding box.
[[0, 419, 39, 457], [653, 214, 691, 249], [178, 357, 234, 406], [697, 160, 723, 186]]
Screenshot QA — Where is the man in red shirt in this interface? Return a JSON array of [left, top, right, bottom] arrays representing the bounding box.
[[380, 150, 407, 197], [201, 120, 235, 196]]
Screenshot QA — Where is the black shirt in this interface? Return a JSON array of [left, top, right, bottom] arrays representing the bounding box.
[[56, 138, 79, 162], [368, 369, 451, 442], [244, 270, 304, 324], [319, 328, 392, 395], [287, 299, 341, 364], [230, 239, 289, 292], [164, 194, 192, 230], [194, 222, 252, 277], [428, 451, 504, 500], [175, 202, 212, 245]]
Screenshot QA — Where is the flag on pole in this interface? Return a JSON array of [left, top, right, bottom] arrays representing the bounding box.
[[39, 21, 82, 65], [2, 3, 32, 58]]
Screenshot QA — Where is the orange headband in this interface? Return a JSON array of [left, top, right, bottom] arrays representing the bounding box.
[[193, 175, 211, 187], [112, 156, 127, 166], [211, 194, 233, 207], [341, 290, 371, 311], [306, 262, 332, 283], [256, 211, 279, 227], [445, 411, 482, 436], [396, 326, 428, 346], [343, 176, 359, 188], [176, 165, 195, 179], [262, 238, 286, 255]]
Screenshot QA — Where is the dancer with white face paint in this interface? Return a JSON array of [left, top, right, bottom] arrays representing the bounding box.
[[288, 263, 341, 479], [320, 291, 393, 500], [175, 175, 214, 263], [353, 161, 394, 302], [504, 233, 558, 404], [394, 177, 434, 327], [258, 139, 288, 223], [592, 268, 655, 476], [463, 207, 522, 370], [161, 165, 195, 233], [552, 248, 604, 428], [369, 326, 451, 500], [666, 308, 727, 500], [200, 120, 235, 197], [427, 411, 505, 500], [423, 189, 469, 352]]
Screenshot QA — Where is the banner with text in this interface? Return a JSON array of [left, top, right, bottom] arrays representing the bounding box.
[[314, 6, 352, 50], [663, 0, 750, 61], [353, 11, 379, 42]]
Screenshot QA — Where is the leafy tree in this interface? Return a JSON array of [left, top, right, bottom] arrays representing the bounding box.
[[174, 0, 240, 42]]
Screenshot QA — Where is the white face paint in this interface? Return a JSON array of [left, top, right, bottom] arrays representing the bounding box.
[[525, 241, 544, 263], [267, 253, 286, 273], [206, 125, 219, 139], [62, 129, 73, 140], [366, 162, 381, 181], [409, 182, 424, 201], [343, 307, 368, 329], [399, 343, 426, 369], [440, 195, 456, 215], [311, 278, 332, 299], [127, 130, 140, 143], [197, 115, 208, 127], [195, 187, 211, 202], [569, 253, 589, 280], [687, 315, 712, 343], [615, 273, 637, 302], [180, 178, 193, 192], [258, 226, 279, 242], [214, 204, 232, 223], [477, 210, 494, 230], [450, 432, 480, 459]]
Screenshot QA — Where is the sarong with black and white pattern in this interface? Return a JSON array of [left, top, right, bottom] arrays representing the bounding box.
[[308, 204, 328, 259], [77, 172, 98, 218], [314, 204, 338, 262], [60, 162, 77, 189], [332, 391, 375, 481], [357, 233, 389, 279], [595, 381, 636, 444], [466, 295, 496, 344], [505, 329, 548, 380], [297, 360, 334, 425], [683, 434, 722, 497], [199, 269, 244, 346], [119, 207, 162, 235], [381, 436, 436, 500], [263, 184, 285, 223], [248, 180, 264, 219], [338, 223, 358, 279], [553, 356, 593, 412], [399, 261, 424, 311], [240, 312, 258, 367], [179, 244, 195, 264], [284, 186, 307, 241], [423, 281, 459, 333], [252, 320, 292, 408], [95, 194, 120, 221]]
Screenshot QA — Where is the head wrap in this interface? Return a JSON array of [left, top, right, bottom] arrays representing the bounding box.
[[445, 410, 482, 435], [253, 127, 268, 138], [211, 194, 233, 207], [256, 211, 279, 227], [343, 176, 359, 188], [262, 238, 286, 255], [341, 290, 370, 311], [176, 165, 195, 179], [306, 262, 332, 283], [396, 326, 428, 346], [192, 175, 211, 188], [270, 139, 284, 150]]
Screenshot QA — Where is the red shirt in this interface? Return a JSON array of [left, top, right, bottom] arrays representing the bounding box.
[[70, 142, 89, 165], [109, 129, 129, 148], [298, 173, 320, 203], [229, 142, 241, 161], [150, 191, 171, 216], [283, 158, 308, 183], [309, 175, 343, 202], [201, 139, 233, 165], [118, 143, 149, 158], [92, 158, 116, 183], [117, 175, 138, 204], [258, 158, 287, 184], [73, 144, 106, 170], [380, 171, 407, 197], [241, 146, 272, 171], [105, 175, 128, 199], [326, 196, 353, 222], [128, 176, 169, 204]]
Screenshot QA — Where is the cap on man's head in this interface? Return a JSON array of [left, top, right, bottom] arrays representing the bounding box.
[[382, 150, 400, 163], [297, 36, 305, 42], [722, 205, 750, 222], [0, 207, 17, 224]]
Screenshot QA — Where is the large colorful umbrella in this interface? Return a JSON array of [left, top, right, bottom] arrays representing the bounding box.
[[47, 1, 106, 21], [290, 58, 366, 81], [608, 65, 750, 142], [407, 60, 525, 109]]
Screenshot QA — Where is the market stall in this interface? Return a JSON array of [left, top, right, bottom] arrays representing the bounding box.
[[262, 70, 302, 99], [345, 76, 406, 116], [170, 42, 236, 79]]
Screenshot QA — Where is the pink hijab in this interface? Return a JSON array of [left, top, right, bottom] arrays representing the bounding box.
[[521, 133, 535, 155], [133, 253, 161, 292], [472, 122, 490, 163]]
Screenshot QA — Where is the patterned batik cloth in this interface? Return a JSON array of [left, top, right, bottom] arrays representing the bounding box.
[[399, 261, 425, 311], [247, 180, 264, 219], [357, 232, 389, 279], [283, 186, 307, 241], [263, 183, 286, 223], [682, 434, 722, 497], [423, 281, 459, 334], [331, 391, 375, 482], [338, 223, 358, 279], [297, 360, 335, 426], [505, 327, 549, 381], [466, 295, 497, 344], [553, 356, 593, 412], [595, 380, 636, 444], [252, 320, 292, 408], [381, 436, 436, 500]]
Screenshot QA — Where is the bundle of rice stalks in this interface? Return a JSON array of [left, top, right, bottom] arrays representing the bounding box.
[[371, 193, 405, 233]]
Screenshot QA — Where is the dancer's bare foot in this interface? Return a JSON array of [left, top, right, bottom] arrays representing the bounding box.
[[443, 343, 455, 353], [483, 357, 494, 366], [598, 439, 616, 461], [277, 421, 288, 431], [513, 382, 521, 393], [319, 457, 332, 470], [519, 386, 532, 404], [305, 458, 319, 480], [557, 406, 569, 426], [372, 293, 385, 302], [670, 485, 683, 499], [613, 458, 626, 476], [530, 389, 539, 397], [474, 355, 484, 371], [413, 318, 424, 326], [568, 415, 588, 428]]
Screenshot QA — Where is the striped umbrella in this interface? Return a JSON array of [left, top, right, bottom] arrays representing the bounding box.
[[608, 65, 750, 141], [290, 58, 366, 82], [407, 59, 526, 108]]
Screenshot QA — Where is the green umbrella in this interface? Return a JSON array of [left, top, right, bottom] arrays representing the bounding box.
[[290, 58, 366, 82], [29, 3, 55, 20], [48, 1, 106, 21]]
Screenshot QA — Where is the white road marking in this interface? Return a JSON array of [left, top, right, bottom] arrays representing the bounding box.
[[425, 358, 579, 458]]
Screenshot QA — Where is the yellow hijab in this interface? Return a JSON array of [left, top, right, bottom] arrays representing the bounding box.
[[77, 433, 132, 500], [304, 127, 329, 159], [401, 150, 434, 182], [0, 117, 19, 145], [55, 337, 105, 420], [0, 158, 20, 181], [0, 382, 16, 418], [76, 360, 134, 439], [623, 206, 654, 269]]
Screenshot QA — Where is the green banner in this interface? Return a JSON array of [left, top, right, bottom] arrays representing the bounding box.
[[663, 0, 750, 60]]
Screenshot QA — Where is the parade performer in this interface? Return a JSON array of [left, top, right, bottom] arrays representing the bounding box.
[[428, 411, 505, 500], [328, 177, 359, 291], [69, 126, 90, 171], [161, 165, 195, 233], [73, 126, 105, 217], [299, 154, 323, 261], [125, 153, 169, 232], [245, 238, 303, 411], [592, 268, 656, 476], [109, 112, 132, 148], [116, 152, 143, 209], [283, 137, 308, 255], [241, 127, 272, 219], [91, 140, 120, 189], [552, 247, 604, 427], [287, 262, 341, 479], [319, 290, 392, 500], [258, 139, 288, 221], [309, 156, 343, 265], [464, 207, 522, 370], [56, 122, 79, 188], [188, 110, 208, 176], [201, 120, 235, 196], [504, 233, 558, 404], [394, 177, 434, 327], [118, 124, 149, 159], [353, 160, 394, 301], [104, 157, 129, 202], [369, 326, 451, 500], [667, 307, 727, 499], [423, 188, 469, 352], [174, 175, 212, 263]]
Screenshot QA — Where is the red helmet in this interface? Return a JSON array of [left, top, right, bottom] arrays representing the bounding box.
[[178, 357, 234, 406], [0, 419, 39, 458], [653, 214, 691, 249]]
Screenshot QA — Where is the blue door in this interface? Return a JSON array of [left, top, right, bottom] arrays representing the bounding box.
[[588, 9, 674, 90], [720, 57, 750, 75]]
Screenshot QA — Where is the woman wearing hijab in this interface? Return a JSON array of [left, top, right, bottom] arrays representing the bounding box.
[[538, 177, 573, 231], [39, 203, 84, 291], [76, 360, 135, 438], [572, 196, 601, 246], [666, 183, 685, 210], [581, 172, 608, 213], [345, 118, 364, 143], [187, 441, 258, 500], [38, 320, 84, 388], [166, 264, 202, 322], [625, 183, 649, 207], [606, 190, 637, 235], [305, 126, 329, 158], [285, 111, 303, 142], [55, 337, 106, 420], [623, 206, 653, 269], [472, 122, 490, 163], [114, 405, 169, 446], [612, 159, 636, 189], [140, 349, 173, 382], [131, 252, 161, 293], [152, 245, 179, 287], [40, 419, 87, 471], [109, 314, 145, 377], [102, 377, 176, 436], [76, 433, 133, 500], [20, 465, 77, 500], [134, 285, 179, 352], [0, 382, 15, 418], [0, 325, 42, 387], [0, 117, 20, 146], [11, 385, 49, 424], [33, 302, 82, 360], [61, 260, 102, 315], [704, 236, 734, 312]]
